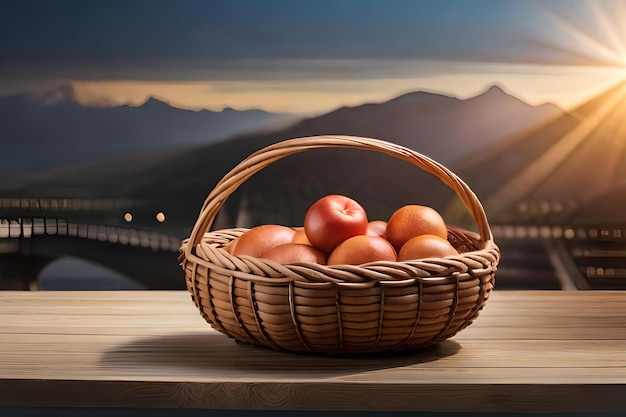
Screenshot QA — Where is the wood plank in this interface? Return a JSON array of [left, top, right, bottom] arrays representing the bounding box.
[[1, 334, 626, 381], [1, 290, 626, 412]]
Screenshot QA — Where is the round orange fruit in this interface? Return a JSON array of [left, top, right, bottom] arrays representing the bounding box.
[[366, 220, 388, 239], [223, 238, 238, 254], [291, 227, 312, 245], [397, 234, 458, 261], [327, 235, 397, 265], [386, 205, 448, 251], [260, 243, 328, 264], [231, 225, 296, 257]]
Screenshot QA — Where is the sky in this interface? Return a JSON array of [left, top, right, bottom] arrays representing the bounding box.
[[2, 0, 626, 113]]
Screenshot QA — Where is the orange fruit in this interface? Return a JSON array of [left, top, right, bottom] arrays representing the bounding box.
[[291, 227, 311, 245], [223, 238, 238, 254], [385, 205, 448, 251], [397, 234, 458, 261], [328, 235, 397, 265], [260, 243, 328, 265], [366, 220, 388, 239], [231, 225, 296, 257]]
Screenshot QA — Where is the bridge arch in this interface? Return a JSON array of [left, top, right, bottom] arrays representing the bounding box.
[[1, 218, 185, 289], [38, 255, 144, 290]]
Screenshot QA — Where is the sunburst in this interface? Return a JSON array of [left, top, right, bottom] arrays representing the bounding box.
[[539, 0, 626, 70]]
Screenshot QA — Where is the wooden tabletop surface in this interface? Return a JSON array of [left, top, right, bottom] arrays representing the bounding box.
[[1, 290, 625, 413]]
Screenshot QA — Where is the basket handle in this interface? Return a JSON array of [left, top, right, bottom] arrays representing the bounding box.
[[185, 135, 494, 257]]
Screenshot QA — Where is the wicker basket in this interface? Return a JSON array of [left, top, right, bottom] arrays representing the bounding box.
[[180, 135, 499, 355]]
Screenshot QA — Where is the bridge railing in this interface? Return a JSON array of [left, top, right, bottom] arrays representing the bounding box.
[[0, 218, 181, 252], [491, 224, 626, 241], [0, 197, 134, 212]]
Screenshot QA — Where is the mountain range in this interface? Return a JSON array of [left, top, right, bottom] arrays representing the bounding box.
[[0, 84, 298, 171], [0, 84, 566, 231]]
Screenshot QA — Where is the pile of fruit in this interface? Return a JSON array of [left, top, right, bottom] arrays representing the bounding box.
[[224, 194, 459, 265]]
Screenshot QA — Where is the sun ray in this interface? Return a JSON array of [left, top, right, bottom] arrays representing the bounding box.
[[616, 2, 626, 53], [485, 80, 626, 214], [536, 0, 626, 68], [607, 99, 626, 184], [543, 13, 625, 66], [581, 95, 626, 191], [586, 0, 626, 59]]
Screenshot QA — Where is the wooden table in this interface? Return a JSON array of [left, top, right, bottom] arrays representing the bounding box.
[[1, 290, 625, 415]]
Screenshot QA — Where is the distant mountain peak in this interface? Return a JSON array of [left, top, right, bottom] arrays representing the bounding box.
[[464, 84, 534, 108], [485, 84, 507, 94], [140, 97, 173, 109], [384, 89, 457, 107], [476, 84, 563, 113], [474, 84, 511, 100]]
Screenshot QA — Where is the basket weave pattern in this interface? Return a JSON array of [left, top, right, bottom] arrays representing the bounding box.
[[180, 136, 499, 354]]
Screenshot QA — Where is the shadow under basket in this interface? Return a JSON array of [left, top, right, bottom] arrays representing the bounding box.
[[180, 135, 500, 355]]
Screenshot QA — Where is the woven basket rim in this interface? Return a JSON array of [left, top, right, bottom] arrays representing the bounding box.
[[180, 225, 499, 286]]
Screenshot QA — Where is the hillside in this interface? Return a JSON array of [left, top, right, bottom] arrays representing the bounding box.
[[275, 85, 562, 164], [574, 180, 626, 224], [455, 79, 626, 224], [0, 84, 298, 171], [1, 85, 564, 230]]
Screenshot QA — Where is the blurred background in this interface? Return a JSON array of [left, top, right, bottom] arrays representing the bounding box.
[[2, 0, 626, 291]]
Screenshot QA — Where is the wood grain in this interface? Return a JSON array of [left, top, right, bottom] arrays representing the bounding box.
[[1, 290, 626, 412]]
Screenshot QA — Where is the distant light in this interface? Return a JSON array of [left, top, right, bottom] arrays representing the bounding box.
[[156, 212, 166, 223], [518, 203, 528, 214], [124, 212, 133, 222]]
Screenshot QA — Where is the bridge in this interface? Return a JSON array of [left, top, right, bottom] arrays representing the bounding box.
[[0, 217, 185, 290], [2, 214, 626, 291]]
